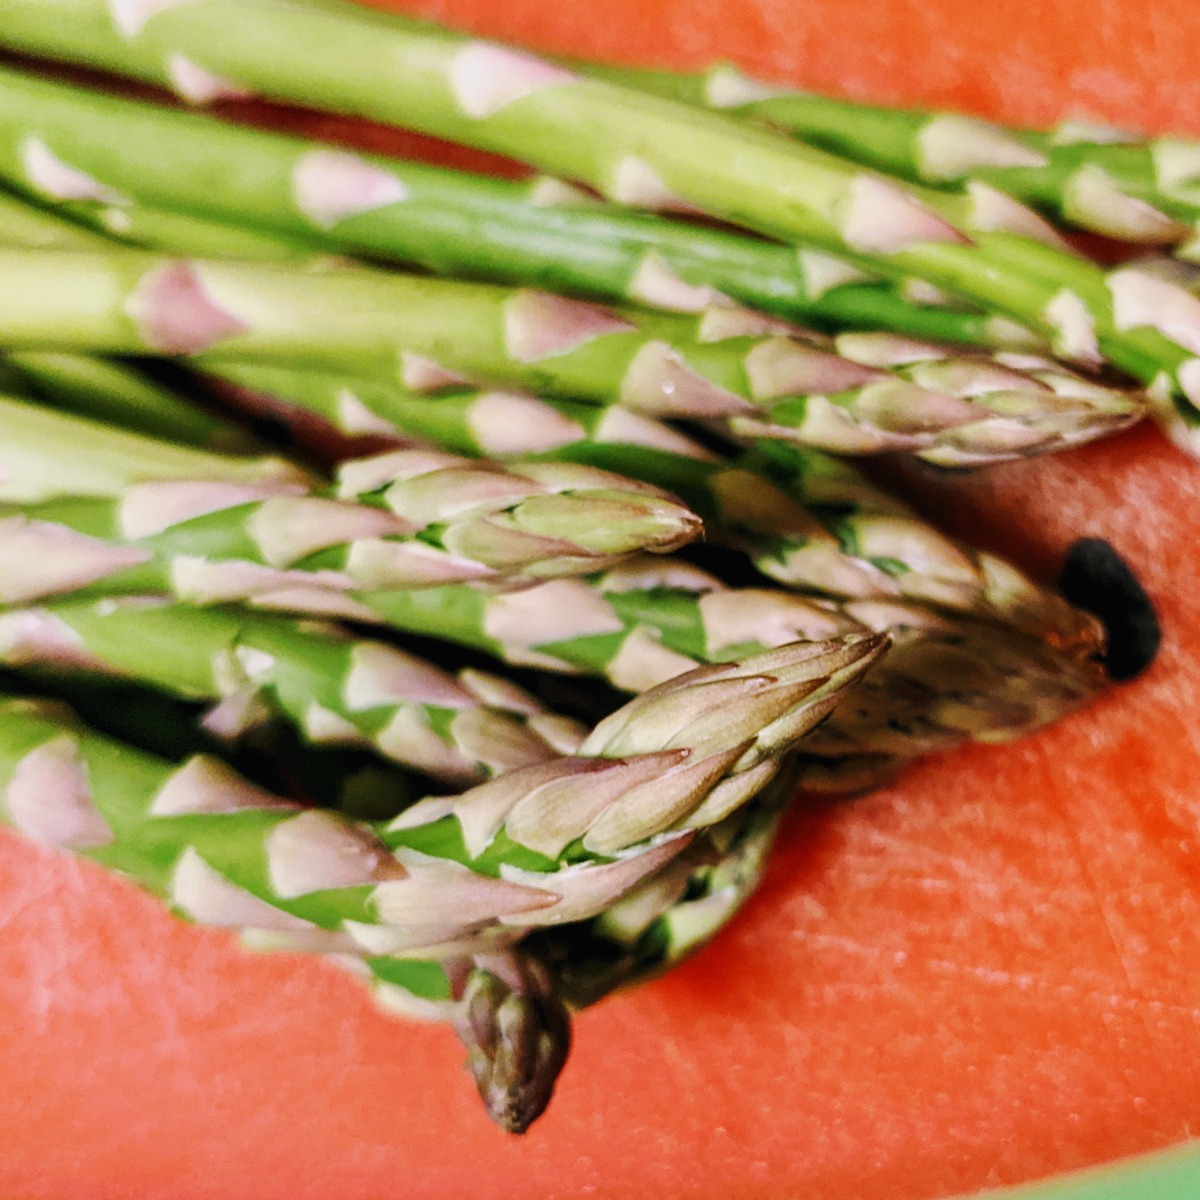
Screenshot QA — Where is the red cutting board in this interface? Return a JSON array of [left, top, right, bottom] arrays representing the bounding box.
[[2, 2, 1200, 1197]]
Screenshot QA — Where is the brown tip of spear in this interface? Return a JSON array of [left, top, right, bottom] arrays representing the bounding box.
[[455, 956, 572, 1135]]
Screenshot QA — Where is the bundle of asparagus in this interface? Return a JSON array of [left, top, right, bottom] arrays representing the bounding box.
[[0, 636, 882, 1128], [0, 0, 1162, 1136]]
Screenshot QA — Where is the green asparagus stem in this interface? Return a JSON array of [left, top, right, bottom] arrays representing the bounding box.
[[216, 362, 1104, 654], [0, 188, 257, 448], [8, 502, 1049, 781], [88, 199, 337, 263], [0, 594, 591, 788], [0, 350, 255, 450], [0, 193, 1103, 764], [0, 395, 701, 591], [0, 478, 1106, 771], [0, 186, 1141, 468], [574, 60, 1200, 245], [0, 391, 312, 501], [0, 664, 422, 819], [0, 343, 1105, 768], [0, 388, 1104, 767], [0, 244, 1141, 463], [0, 64, 1030, 348], [1, 0, 1193, 449]]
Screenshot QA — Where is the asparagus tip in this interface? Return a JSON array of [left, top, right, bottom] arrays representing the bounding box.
[[455, 956, 572, 1134]]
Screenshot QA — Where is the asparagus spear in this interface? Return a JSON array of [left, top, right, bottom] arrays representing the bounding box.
[[802, 595, 1105, 757], [0, 64, 1031, 348], [0, 185, 1139, 472], [0, 632, 883, 887], [0, 594, 594, 788], [0, 395, 701, 590], [0, 528, 1022, 779], [0, 349, 260, 450], [1124, 256, 1200, 288], [0, 244, 1141, 463], [0, 391, 312, 502], [0, 379, 1105, 764], [1, 0, 1195, 450], [573, 60, 1200, 245], [536, 776, 791, 1009], [355, 559, 1106, 765], [0, 663, 424, 820], [0, 198, 1103, 759], [0, 349, 1103, 765], [0, 497, 1105, 770], [216, 362, 1103, 654], [0, 188, 263, 446]]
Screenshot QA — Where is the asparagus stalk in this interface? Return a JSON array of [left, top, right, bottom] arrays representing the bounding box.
[[0, 64, 1031, 348], [0, 244, 1141, 463], [0, 628, 884, 878], [0, 392, 312, 502], [354, 559, 1106, 765], [0, 188, 260, 447], [0, 353, 1104, 765], [0, 395, 701, 590], [574, 60, 1200, 245], [1, 664, 423, 820], [0, 185, 1139, 472], [1, 0, 1195, 450], [0, 197, 1103, 760], [0, 594, 593, 788], [0, 487, 1105, 769], [0, 385, 1105, 763], [0, 349, 259, 450], [0, 527, 1034, 778], [216, 362, 1103, 654]]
